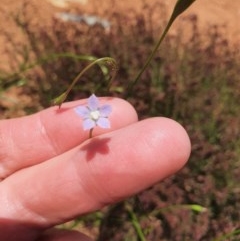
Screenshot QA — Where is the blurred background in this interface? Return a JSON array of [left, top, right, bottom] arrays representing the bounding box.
[[0, 0, 240, 240]]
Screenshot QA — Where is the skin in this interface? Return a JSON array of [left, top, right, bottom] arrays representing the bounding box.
[[0, 97, 191, 241]]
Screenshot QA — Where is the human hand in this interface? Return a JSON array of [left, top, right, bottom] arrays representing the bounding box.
[[0, 97, 190, 241]]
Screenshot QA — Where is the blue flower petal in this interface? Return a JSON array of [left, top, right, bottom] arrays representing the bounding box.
[[75, 106, 90, 118], [96, 117, 110, 128], [99, 104, 112, 117], [75, 94, 112, 132], [88, 94, 99, 110], [83, 118, 96, 130]]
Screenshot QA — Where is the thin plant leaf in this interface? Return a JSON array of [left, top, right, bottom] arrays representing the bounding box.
[[213, 229, 240, 241], [53, 57, 118, 108], [187, 204, 207, 213], [127, 0, 197, 95], [125, 202, 146, 241], [150, 203, 207, 216]]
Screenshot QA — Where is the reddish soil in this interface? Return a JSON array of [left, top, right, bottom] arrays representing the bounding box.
[[0, 0, 239, 117], [0, 0, 239, 67]]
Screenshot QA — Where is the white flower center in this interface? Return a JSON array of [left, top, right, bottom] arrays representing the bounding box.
[[90, 110, 100, 121]]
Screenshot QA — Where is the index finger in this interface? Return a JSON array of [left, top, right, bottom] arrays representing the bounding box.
[[0, 97, 138, 179]]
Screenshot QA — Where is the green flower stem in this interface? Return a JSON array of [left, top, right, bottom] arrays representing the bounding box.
[[127, 0, 196, 95], [53, 57, 117, 108], [125, 202, 146, 241]]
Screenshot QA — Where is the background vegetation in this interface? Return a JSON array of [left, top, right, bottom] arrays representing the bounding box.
[[0, 1, 240, 240]]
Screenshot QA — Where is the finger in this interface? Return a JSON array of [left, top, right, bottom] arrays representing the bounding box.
[[0, 97, 138, 179], [0, 221, 92, 241], [38, 229, 92, 241], [0, 117, 190, 229]]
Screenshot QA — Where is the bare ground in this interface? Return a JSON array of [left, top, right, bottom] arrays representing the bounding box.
[[0, 0, 239, 68]]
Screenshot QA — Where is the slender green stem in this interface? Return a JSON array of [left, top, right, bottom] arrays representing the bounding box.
[[126, 0, 196, 96], [127, 20, 172, 95], [126, 202, 146, 241], [53, 57, 117, 108]]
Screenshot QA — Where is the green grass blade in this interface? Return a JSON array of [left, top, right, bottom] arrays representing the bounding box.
[[126, 202, 146, 241], [127, 0, 197, 95], [213, 229, 240, 241]]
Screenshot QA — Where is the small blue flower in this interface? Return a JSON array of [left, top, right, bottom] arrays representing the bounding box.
[[75, 94, 112, 131]]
